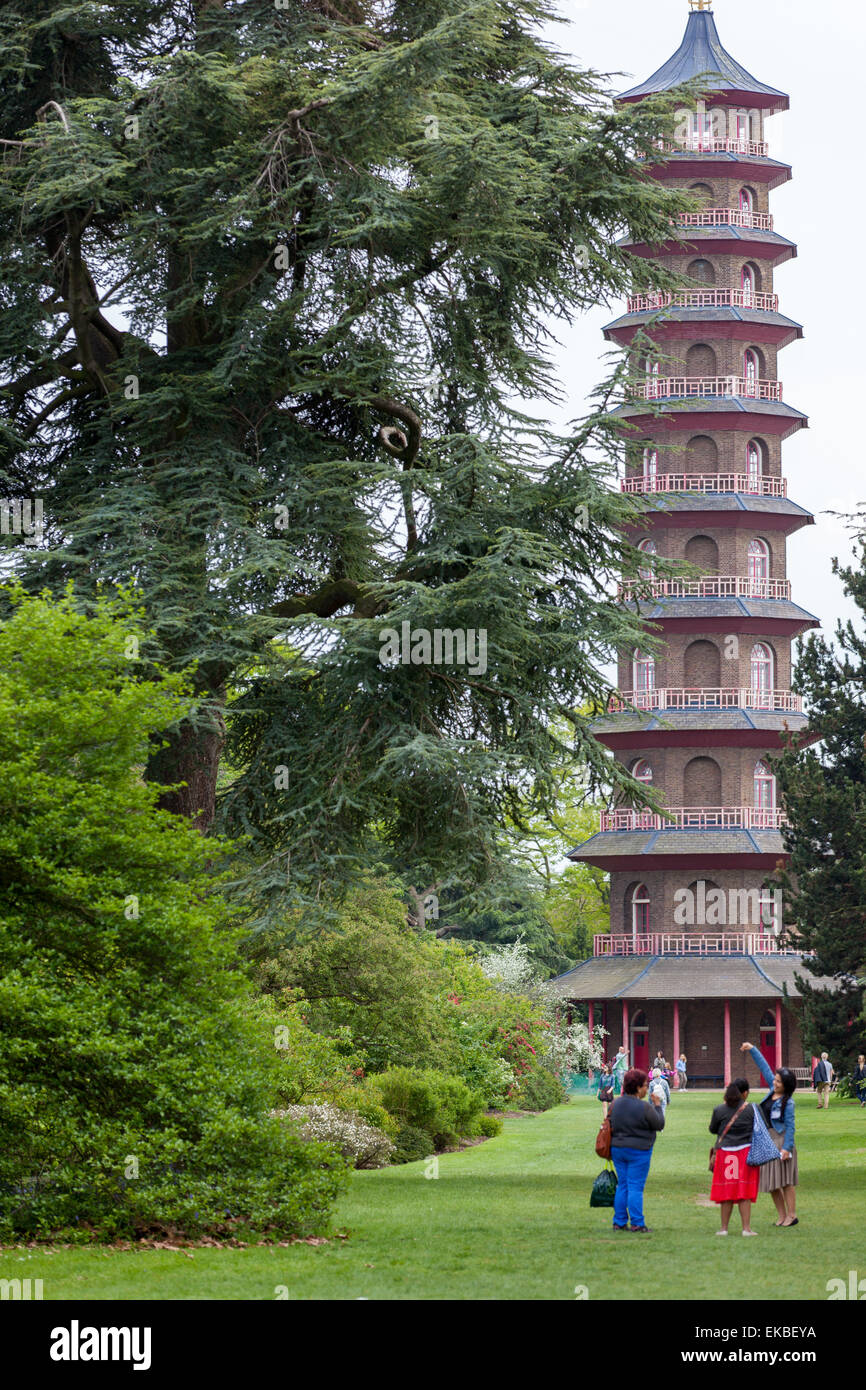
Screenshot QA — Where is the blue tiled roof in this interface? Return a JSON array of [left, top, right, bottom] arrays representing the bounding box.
[[618, 10, 788, 112]]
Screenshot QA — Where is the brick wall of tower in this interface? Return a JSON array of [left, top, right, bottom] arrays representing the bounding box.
[[618, 634, 792, 692], [626, 431, 784, 480]]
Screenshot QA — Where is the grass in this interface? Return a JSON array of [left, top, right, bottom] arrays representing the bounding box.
[[3, 1093, 864, 1300]]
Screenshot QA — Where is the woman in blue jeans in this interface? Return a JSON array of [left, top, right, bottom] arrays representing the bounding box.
[[609, 1067, 665, 1233]]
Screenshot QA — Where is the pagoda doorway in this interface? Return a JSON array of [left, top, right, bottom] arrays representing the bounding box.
[[759, 1010, 776, 1072], [631, 1010, 649, 1072]]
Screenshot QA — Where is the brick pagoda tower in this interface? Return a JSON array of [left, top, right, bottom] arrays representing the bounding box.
[[552, 2, 826, 1087]]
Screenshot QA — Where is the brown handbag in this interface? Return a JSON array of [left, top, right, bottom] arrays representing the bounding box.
[[596, 1110, 613, 1160], [708, 1102, 747, 1172]]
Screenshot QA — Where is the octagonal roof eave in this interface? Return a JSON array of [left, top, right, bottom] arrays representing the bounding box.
[[617, 10, 789, 114]]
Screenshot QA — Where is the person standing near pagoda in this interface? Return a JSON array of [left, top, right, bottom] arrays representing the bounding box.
[[741, 1042, 798, 1226], [612, 1045, 629, 1096]]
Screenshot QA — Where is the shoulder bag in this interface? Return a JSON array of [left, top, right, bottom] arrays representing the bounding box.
[[746, 1101, 778, 1166]]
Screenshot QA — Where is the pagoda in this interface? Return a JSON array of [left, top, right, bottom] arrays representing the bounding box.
[[552, 3, 827, 1087]]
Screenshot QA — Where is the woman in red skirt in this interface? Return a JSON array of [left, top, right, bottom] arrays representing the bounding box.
[[709, 1082, 758, 1236]]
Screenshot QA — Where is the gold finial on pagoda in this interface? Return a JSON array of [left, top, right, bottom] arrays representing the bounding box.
[[689, 0, 713, 10]]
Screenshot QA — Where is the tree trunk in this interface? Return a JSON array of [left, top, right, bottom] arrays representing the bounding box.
[[147, 706, 226, 832]]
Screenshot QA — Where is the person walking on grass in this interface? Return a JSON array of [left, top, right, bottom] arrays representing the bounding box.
[[813, 1052, 832, 1109], [649, 1068, 670, 1115], [612, 1045, 629, 1097], [740, 1042, 798, 1227], [709, 1081, 757, 1236], [853, 1055, 866, 1107], [597, 1061, 615, 1119], [676, 1054, 688, 1091], [609, 1068, 665, 1234]]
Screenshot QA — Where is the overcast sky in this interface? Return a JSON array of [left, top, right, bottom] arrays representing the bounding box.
[[537, 0, 864, 644]]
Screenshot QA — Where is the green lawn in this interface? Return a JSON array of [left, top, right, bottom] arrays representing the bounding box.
[[4, 1093, 864, 1300]]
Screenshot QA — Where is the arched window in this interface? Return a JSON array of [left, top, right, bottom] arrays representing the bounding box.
[[642, 447, 658, 488], [632, 884, 650, 937], [637, 538, 657, 579], [750, 643, 773, 706], [733, 110, 750, 148], [748, 538, 769, 594], [739, 187, 754, 214], [632, 759, 653, 785], [746, 439, 761, 490], [690, 109, 713, 147], [743, 347, 759, 394], [741, 264, 755, 307], [754, 759, 776, 814], [632, 649, 655, 699]]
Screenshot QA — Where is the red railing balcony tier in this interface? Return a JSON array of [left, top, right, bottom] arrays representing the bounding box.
[[677, 207, 774, 230], [593, 932, 795, 957], [661, 137, 769, 157], [634, 376, 782, 402], [618, 575, 791, 601], [599, 806, 786, 832], [621, 473, 787, 497], [607, 688, 803, 714], [626, 289, 779, 314]]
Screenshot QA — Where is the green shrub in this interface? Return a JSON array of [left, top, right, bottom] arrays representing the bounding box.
[[471, 1113, 503, 1138], [372, 1067, 485, 1149], [391, 1125, 435, 1165], [0, 589, 348, 1241], [513, 1068, 566, 1112]]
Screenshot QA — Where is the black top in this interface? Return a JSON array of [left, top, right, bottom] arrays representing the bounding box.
[[609, 1094, 665, 1151], [709, 1102, 755, 1149]]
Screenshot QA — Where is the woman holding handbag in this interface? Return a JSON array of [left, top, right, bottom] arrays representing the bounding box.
[[608, 1068, 665, 1233], [740, 1042, 798, 1227], [596, 1061, 615, 1118], [709, 1083, 758, 1235]]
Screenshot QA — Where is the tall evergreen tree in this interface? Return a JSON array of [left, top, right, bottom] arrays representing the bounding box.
[[0, 0, 688, 914], [775, 527, 866, 1072]]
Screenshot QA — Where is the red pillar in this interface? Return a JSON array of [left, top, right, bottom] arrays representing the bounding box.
[[673, 1001, 680, 1088], [622, 1000, 629, 1054], [724, 999, 731, 1085], [775, 999, 783, 1070], [588, 1001, 595, 1082]]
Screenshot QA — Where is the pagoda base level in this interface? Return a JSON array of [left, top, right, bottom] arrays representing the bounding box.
[[575, 997, 806, 1085]]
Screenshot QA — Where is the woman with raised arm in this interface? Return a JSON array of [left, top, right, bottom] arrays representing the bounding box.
[[740, 1042, 798, 1227]]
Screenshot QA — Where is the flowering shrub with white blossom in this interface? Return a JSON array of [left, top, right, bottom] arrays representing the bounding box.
[[276, 1105, 395, 1169], [480, 939, 606, 1076]]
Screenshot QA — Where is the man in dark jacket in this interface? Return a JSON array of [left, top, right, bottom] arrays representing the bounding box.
[[608, 1068, 665, 1234], [812, 1053, 832, 1110]]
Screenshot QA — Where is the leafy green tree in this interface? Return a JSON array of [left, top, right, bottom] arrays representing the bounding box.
[[0, 0, 688, 917], [0, 586, 345, 1240], [774, 529, 866, 1073]]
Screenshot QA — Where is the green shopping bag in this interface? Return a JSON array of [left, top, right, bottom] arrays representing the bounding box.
[[590, 1162, 618, 1208]]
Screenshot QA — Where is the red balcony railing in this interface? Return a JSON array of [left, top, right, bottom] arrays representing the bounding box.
[[593, 932, 795, 957], [677, 207, 773, 230], [619, 575, 791, 601], [662, 137, 769, 157], [626, 289, 779, 313], [599, 806, 786, 832], [607, 688, 803, 714], [634, 376, 782, 402], [620, 473, 787, 497]]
